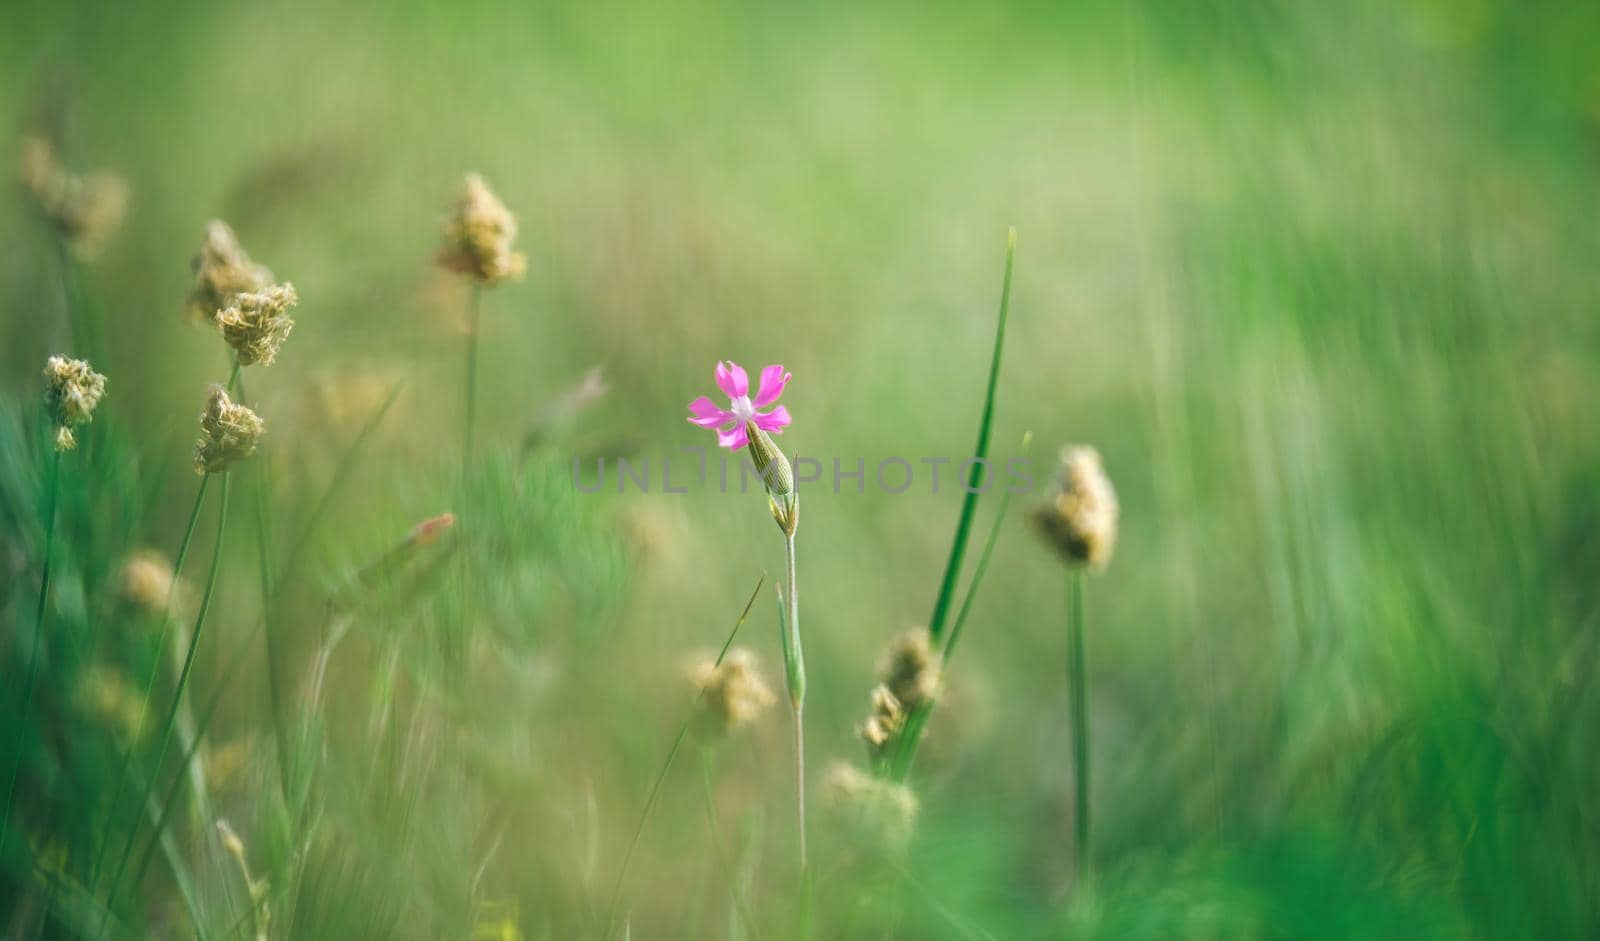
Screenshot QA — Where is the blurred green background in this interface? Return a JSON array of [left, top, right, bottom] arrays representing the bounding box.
[[3, 0, 1600, 937]]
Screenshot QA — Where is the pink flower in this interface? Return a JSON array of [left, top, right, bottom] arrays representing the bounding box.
[[687, 361, 792, 449]]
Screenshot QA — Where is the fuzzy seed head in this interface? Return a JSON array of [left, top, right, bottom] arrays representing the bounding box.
[[437, 173, 526, 285], [215, 282, 297, 366], [74, 665, 146, 744], [691, 647, 777, 733], [42, 355, 107, 452], [1032, 445, 1118, 571], [118, 549, 179, 618], [878, 628, 941, 712], [20, 136, 128, 258], [194, 385, 264, 474], [823, 761, 919, 852], [859, 684, 906, 758], [186, 220, 274, 324]]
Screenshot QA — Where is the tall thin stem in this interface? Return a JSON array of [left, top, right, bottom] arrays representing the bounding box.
[[88, 473, 210, 891], [782, 532, 807, 873], [604, 575, 765, 940], [0, 448, 62, 858], [231, 364, 290, 803], [103, 472, 231, 916], [1067, 569, 1090, 882], [462, 284, 484, 476], [458, 284, 483, 676]]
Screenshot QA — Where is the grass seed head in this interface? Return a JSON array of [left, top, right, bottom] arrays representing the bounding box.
[[1031, 444, 1118, 571], [878, 627, 941, 712], [216, 281, 297, 366], [823, 760, 919, 852], [20, 135, 128, 258], [186, 220, 274, 324], [437, 172, 526, 285], [42, 355, 107, 452], [74, 665, 146, 744], [691, 646, 777, 734], [194, 385, 264, 474], [859, 684, 906, 759], [118, 549, 182, 619]]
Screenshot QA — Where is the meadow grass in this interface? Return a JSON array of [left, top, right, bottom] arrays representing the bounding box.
[[2, 1, 1599, 938]]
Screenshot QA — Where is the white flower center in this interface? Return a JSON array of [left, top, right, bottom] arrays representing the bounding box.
[[729, 395, 756, 423]]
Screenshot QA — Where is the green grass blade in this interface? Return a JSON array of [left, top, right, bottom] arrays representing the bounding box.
[[927, 227, 1016, 647]]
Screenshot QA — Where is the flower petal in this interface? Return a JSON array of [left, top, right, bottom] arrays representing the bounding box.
[[714, 361, 748, 398], [753, 406, 790, 433], [752, 365, 791, 408], [715, 423, 749, 450], [687, 395, 734, 427]]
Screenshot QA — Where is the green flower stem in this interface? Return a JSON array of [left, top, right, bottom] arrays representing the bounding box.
[[781, 532, 807, 874]]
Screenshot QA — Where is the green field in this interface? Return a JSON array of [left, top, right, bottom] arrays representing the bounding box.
[[2, 1, 1599, 937]]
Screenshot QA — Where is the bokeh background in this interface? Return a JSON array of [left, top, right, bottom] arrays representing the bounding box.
[[3, 0, 1600, 937]]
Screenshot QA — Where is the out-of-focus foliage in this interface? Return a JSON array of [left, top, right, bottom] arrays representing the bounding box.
[[2, 0, 1598, 937]]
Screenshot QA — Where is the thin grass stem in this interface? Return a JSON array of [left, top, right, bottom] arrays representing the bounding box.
[[103, 472, 231, 920], [230, 364, 291, 804], [1067, 568, 1090, 882], [698, 749, 762, 941], [603, 573, 765, 940], [0, 447, 62, 859], [88, 472, 211, 891]]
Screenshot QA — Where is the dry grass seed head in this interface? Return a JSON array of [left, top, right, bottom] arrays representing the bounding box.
[[437, 172, 526, 285], [690, 646, 777, 734], [186, 220, 274, 324], [859, 684, 906, 758], [822, 760, 919, 852], [878, 627, 940, 711], [1031, 444, 1118, 571], [215, 282, 297, 366], [42, 355, 107, 452], [19, 135, 127, 257], [193, 385, 264, 474]]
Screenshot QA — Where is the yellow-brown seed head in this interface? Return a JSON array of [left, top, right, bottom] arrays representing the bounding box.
[[186, 220, 274, 324], [42, 355, 107, 452], [20, 135, 128, 258], [690, 646, 777, 734], [878, 627, 941, 712], [74, 665, 146, 745], [118, 549, 180, 618], [1031, 445, 1118, 571], [437, 173, 526, 285], [859, 684, 906, 759], [215, 282, 297, 366], [193, 385, 264, 474], [822, 760, 919, 852]]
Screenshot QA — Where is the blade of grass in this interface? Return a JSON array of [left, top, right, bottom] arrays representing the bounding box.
[[925, 226, 1015, 647], [890, 230, 1017, 780], [890, 433, 1030, 781], [603, 573, 766, 940]]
